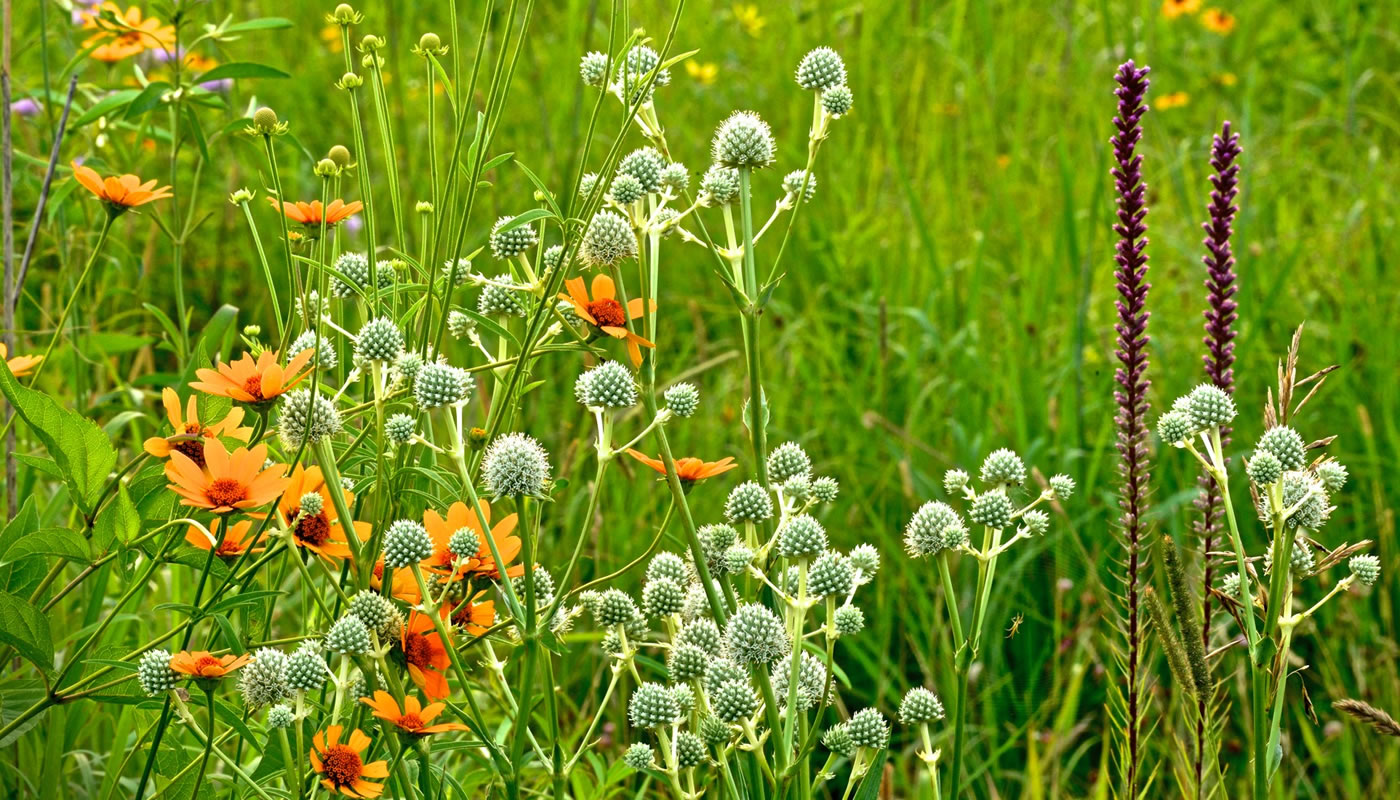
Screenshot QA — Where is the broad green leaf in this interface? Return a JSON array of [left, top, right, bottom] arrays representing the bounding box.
[[0, 680, 49, 746], [194, 62, 290, 83], [91, 485, 139, 554], [0, 499, 40, 565], [71, 89, 141, 127], [122, 81, 172, 119], [0, 592, 53, 670], [0, 528, 89, 565]]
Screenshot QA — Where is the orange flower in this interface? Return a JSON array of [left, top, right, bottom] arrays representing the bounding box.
[[143, 387, 253, 466], [269, 197, 364, 226], [0, 343, 42, 378], [370, 560, 423, 604], [276, 464, 367, 560], [190, 349, 314, 408], [400, 611, 451, 700], [361, 691, 468, 736], [71, 161, 172, 212], [446, 592, 496, 636], [310, 726, 389, 798], [625, 449, 738, 484], [1161, 0, 1202, 18], [80, 3, 176, 62], [423, 501, 523, 582], [1201, 8, 1235, 34], [559, 274, 655, 367], [165, 440, 288, 514], [1156, 91, 1191, 111], [185, 518, 264, 558], [169, 650, 252, 678]]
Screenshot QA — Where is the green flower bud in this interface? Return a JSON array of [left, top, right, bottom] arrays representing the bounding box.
[[969, 490, 1013, 529], [980, 448, 1026, 486], [796, 47, 847, 91], [580, 51, 610, 87], [1349, 554, 1380, 587], [489, 215, 538, 259], [1257, 426, 1307, 471], [847, 708, 889, 750], [1246, 451, 1283, 485], [725, 481, 773, 523], [628, 682, 680, 728], [898, 687, 945, 724], [483, 433, 551, 499], [581, 210, 638, 268], [834, 604, 865, 636], [664, 382, 700, 418], [821, 85, 854, 117], [623, 742, 654, 770], [712, 111, 775, 169], [325, 614, 371, 655]]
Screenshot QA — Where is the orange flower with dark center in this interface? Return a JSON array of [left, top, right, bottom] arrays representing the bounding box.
[[269, 198, 364, 227], [71, 161, 172, 213], [80, 3, 176, 62], [1161, 0, 1201, 18], [190, 348, 314, 408], [0, 343, 42, 378], [361, 691, 468, 736], [559, 275, 655, 367], [400, 611, 451, 700], [423, 501, 522, 582], [185, 518, 263, 559], [1200, 8, 1235, 33], [370, 560, 423, 604], [144, 387, 253, 467], [170, 650, 252, 678], [625, 449, 738, 483], [164, 440, 288, 513], [446, 592, 496, 636], [310, 726, 388, 798], [275, 464, 367, 560]]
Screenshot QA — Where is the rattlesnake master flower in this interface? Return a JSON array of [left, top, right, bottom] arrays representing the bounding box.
[[980, 448, 1026, 486], [615, 44, 671, 102], [278, 389, 343, 447], [629, 682, 680, 728], [1261, 471, 1331, 530], [725, 481, 773, 523], [393, 351, 424, 385], [483, 433, 551, 498], [1022, 509, 1050, 536], [700, 715, 734, 747], [383, 519, 433, 568], [776, 514, 827, 559], [580, 51, 610, 86], [349, 590, 399, 640], [660, 162, 690, 192], [823, 723, 855, 757], [332, 253, 393, 296], [1315, 459, 1348, 493], [239, 647, 291, 708], [700, 165, 741, 204], [478, 275, 527, 316], [847, 708, 890, 749], [326, 614, 372, 655], [834, 604, 865, 636], [642, 577, 685, 618], [1220, 572, 1241, 598], [796, 47, 847, 90], [593, 588, 639, 627], [413, 362, 470, 409], [783, 170, 817, 202], [671, 683, 697, 715], [726, 602, 789, 664], [578, 172, 600, 198], [1048, 474, 1076, 500], [137, 649, 178, 696], [676, 619, 723, 655], [663, 382, 700, 417], [1246, 451, 1283, 485], [355, 317, 404, 362], [1185, 383, 1237, 429], [442, 257, 472, 286], [704, 659, 746, 694], [783, 475, 812, 500], [267, 704, 295, 729], [667, 643, 709, 682], [581, 210, 639, 268], [646, 552, 688, 585], [284, 641, 328, 691], [609, 173, 644, 205], [768, 441, 813, 482], [969, 490, 1014, 529], [1349, 554, 1381, 587], [943, 469, 970, 494], [675, 732, 706, 768], [812, 476, 840, 503], [448, 528, 481, 561], [771, 651, 827, 709], [905, 501, 963, 557], [578, 360, 638, 408], [385, 413, 415, 444], [899, 687, 945, 724], [618, 147, 665, 193], [849, 544, 880, 576], [821, 85, 854, 117], [290, 330, 338, 371], [712, 678, 759, 722], [489, 215, 538, 259], [712, 111, 776, 169], [1257, 426, 1307, 471], [622, 742, 655, 770]]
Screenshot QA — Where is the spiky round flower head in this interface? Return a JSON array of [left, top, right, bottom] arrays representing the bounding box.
[[290, 330, 338, 371], [1261, 471, 1331, 530], [1044, 474, 1074, 500], [1183, 383, 1236, 431], [477, 275, 527, 317], [579, 51, 610, 86], [1349, 554, 1381, 587], [623, 742, 654, 771], [834, 604, 865, 636], [847, 708, 889, 750], [770, 515, 822, 560], [823, 723, 855, 757], [822, 85, 854, 117], [980, 448, 1026, 486], [619, 147, 665, 193], [943, 469, 970, 494], [278, 389, 343, 448], [267, 704, 295, 729], [675, 731, 706, 768], [446, 528, 481, 563], [725, 481, 773, 523], [671, 683, 696, 716], [899, 687, 945, 724], [326, 614, 371, 656], [700, 165, 741, 204], [905, 501, 962, 557], [969, 490, 1014, 529], [771, 651, 826, 709], [849, 544, 880, 577], [1257, 426, 1307, 472], [447, 310, 473, 340], [239, 647, 291, 708], [594, 588, 639, 627], [413, 362, 470, 410], [1220, 573, 1241, 598], [1315, 460, 1348, 493], [667, 643, 709, 682], [781, 565, 803, 596], [1022, 509, 1050, 537], [1247, 451, 1283, 485], [643, 577, 685, 618], [383, 519, 433, 568], [783, 170, 818, 202], [578, 172, 600, 198], [381, 413, 415, 446], [355, 317, 404, 363], [811, 476, 840, 503], [701, 677, 756, 724], [349, 590, 395, 633], [658, 162, 689, 192], [515, 566, 557, 607], [700, 715, 735, 747], [609, 173, 644, 205], [579, 360, 638, 408], [725, 602, 789, 665], [783, 474, 813, 501], [483, 433, 551, 499], [704, 658, 746, 695], [796, 47, 847, 90], [768, 442, 813, 483], [137, 649, 178, 696], [645, 552, 687, 585], [667, 619, 718, 658], [393, 351, 426, 385], [284, 641, 327, 691], [331, 252, 392, 296], [628, 682, 680, 729], [615, 45, 670, 102], [440, 258, 472, 287], [1289, 535, 1316, 576], [489, 215, 538, 259], [663, 382, 700, 418], [712, 111, 775, 169]]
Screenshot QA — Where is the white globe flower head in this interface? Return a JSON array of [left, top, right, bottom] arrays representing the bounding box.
[[712, 111, 775, 170], [483, 433, 552, 499]]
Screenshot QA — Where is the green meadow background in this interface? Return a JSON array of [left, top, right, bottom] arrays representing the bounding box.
[[3, 0, 1398, 796]]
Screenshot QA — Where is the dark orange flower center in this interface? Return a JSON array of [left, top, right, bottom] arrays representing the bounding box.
[[396, 712, 426, 731], [450, 603, 476, 628], [321, 744, 363, 786], [215, 538, 244, 557], [403, 632, 435, 668], [587, 298, 626, 328], [194, 655, 222, 672], [173, 436, 207, 468], [243, 374, 265, 401], [206, 478, 248, 508], [294, 510, 332, 546]]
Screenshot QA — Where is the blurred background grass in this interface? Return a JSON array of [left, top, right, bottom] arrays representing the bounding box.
[[4, 0, 1399, 796]]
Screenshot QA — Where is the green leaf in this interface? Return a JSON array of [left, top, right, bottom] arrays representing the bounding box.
[[0, 528, 90, 565], [193, 62, 290, 84], [71, 89, 141, 127], [122, 81, 172, 119], [0, 361, 118, 515], [91, 485, 139, 554], [494, 206, 555, 234], [0, 592, 53, 670], [222, 17, 294, 33]]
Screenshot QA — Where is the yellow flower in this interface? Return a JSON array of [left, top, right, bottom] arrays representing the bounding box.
[[995, 154, 1012, 170], [733, 4, 766, 37], [1161, 0, 1202, 19], [686, 61, 718, 86], [1215, 72, 1238, 86], [1201, 8, 1236, 34], [321, 24, 344, 53], [1156, 91, 1190, 110]]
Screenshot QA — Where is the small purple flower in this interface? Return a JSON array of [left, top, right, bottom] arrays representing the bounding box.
[[10, 98, 41, 116], [199, 79, 233, 93], [344, 215, 364, 235]]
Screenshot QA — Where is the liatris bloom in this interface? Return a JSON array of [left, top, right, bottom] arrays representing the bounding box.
[[169, 650, 252, 679], [624, 449, 738, 484], [1110, 58, 1152, 794], [309, 726, 389, 798], [190, 349, 315, 409], [0, 343, 43, 377], [79, 3, 176, 62], [142, 387, 253, 465], [400, 611, 451, 699], [558, 275, 654, 367], [164, 440, 288, 513], [70, 161, 172, 214], [361, 691, 469, 736], [422, 501, 522, 581]]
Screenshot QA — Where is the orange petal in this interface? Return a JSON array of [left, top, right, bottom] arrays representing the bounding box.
[[590, 273, 615, 301]]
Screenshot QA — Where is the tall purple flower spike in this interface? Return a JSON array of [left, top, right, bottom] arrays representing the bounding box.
[[1110, 59, 1151, 797]]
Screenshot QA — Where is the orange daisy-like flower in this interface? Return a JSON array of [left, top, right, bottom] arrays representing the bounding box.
[[625, 449, 739, 484], [71, 161, 172, 213], [370, 559, 424, 604], [80, 3, 176, 62], [361, 691, 469, 737], [165, 440, 289, 514], [190, 349, 314, 408], [1161, 0, 1202, 18], [0, 343, 42, 378], [1200, 8, 1235, 34], [309, 726, 389, 798], [143, 387, 253, 467], [445, 592, 497, 636], [559, 274, 655, 367], [400, 611, 451, 700], [169, 650, 252, 678], [269, 197, 364, 227], [276, 465, 368, 560], [185, 518, 264, 559], [423, 501, 523, 582]]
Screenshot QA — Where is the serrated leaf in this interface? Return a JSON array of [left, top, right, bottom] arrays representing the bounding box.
[[0, 528, 90, 564], [92, 485, 139, 554], [0, 592, 53, 670], [0, 361, 117, 515]]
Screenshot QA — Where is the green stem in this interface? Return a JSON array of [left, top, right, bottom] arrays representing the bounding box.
[[188, 688, 216, 800], [28, 214, 114, 385]]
